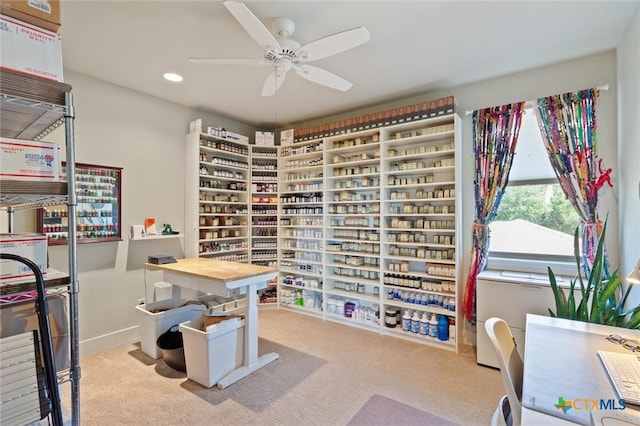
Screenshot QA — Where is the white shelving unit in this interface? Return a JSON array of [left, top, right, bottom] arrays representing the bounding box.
[[379, 114, 461, 351], [277, 139, 324, 316], [185, 125, 250, 262], [275, 113, 461, 351], [323, 129, 382, 331], [249, 145, 278, 306]]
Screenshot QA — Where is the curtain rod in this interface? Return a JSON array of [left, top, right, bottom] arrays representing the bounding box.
[[464, 84, 609, 116]]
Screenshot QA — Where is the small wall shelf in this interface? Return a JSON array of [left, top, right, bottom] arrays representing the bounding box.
[[129, 234, 182, 241]]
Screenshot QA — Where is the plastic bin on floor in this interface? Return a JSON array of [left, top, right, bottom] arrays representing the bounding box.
[[135, 299, 206, 359], [179, 316, 244, 388]]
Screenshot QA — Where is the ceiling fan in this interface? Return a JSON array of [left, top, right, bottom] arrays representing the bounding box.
[[189, 1, 371, 96]]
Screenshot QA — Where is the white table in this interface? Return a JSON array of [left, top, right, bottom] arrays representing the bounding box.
[[146, 258, 278, 389], [521, 314, 640, 425]]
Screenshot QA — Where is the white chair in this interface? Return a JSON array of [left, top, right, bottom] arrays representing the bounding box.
[[491, 394, 511, 426], [485, 317, 523, 426]]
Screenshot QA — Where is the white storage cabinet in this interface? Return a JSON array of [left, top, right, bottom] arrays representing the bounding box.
[[476, 269, 579, 368]]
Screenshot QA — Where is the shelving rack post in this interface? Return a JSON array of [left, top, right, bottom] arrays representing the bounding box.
[[64, 91, 80, 425]]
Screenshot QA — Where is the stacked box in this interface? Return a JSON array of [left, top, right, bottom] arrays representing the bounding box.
[[0, 15, 63, 81], [0, 233, 47, 280], [0, 0, 61, 32], [0, 137, 62, 181]]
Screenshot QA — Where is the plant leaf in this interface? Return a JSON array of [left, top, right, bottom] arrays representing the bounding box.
[[588, 220, 608, 323], [624, 309, 640, 329]]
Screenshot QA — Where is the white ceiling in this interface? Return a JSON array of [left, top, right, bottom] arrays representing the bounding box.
[[59, 1, 638, 127]]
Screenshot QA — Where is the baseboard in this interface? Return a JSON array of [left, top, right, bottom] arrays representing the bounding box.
[[79, 325, 139, 356]]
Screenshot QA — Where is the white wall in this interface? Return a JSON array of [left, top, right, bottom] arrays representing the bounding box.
[[25, 70, 255, 355], [617, 6, 640, 308]]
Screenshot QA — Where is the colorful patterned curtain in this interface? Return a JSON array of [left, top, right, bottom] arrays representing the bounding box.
[[463, 102, 526, 321], [534, 88, 611, 275]]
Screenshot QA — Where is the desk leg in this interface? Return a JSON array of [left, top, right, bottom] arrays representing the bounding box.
[[217, 281, 279, 389]]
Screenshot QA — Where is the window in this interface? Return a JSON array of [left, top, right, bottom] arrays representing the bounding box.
[[487, 109, 580, 275]]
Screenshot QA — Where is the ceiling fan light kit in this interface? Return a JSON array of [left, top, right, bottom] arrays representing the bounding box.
[[189, 1, 370, 96]]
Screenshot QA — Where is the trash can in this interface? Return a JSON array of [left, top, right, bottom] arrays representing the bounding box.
[[156, 325, 186, 371], [135, 299, 206, 359], [179, 316, 244, 387], [153, 281, 173, 302]]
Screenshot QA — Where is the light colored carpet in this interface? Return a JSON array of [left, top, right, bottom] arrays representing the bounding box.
[[66, 309, 504, 425], [348, 394, 460, 425]]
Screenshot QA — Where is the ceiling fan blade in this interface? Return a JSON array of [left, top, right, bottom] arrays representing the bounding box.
[[223, 1, 280, 54], [261, 69, 287, 97], [294, 64, 353, 92], [189, 58, 269, 66], [297, 27, 370, 62]]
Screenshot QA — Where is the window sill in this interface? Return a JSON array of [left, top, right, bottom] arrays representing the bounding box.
[[486, 254, 578, 278]]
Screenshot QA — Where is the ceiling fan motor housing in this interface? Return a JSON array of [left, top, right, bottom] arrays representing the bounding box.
[[272, 17, 295, 38]]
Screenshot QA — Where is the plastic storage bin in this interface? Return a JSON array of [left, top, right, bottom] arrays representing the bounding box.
[[179, 317, 244, 388], [135, 299, 206, 359]]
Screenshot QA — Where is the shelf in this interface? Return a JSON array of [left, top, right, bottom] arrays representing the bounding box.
[[129, 234, 182, 241], [325, 289, 380, 304], [0, 180, 67, 209], [280, 304, 323, 317], [0, 269, 69, 301], [383, 327, 455, 349], [0, 69, 71, 141], [325, 313, 381, 331]]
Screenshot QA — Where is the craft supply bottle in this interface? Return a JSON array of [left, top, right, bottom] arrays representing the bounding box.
[[438, 315, 449, 341], [428, 314, 438, 338], [402, 310, 412, 331], [411, 311, 421, 333], [419, 312, 429, 335], [385, 308, 397, 328], [449, 318, 456, 342]]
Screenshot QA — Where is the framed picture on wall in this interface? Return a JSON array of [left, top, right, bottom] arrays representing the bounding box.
[[37, 162, 123, 245]]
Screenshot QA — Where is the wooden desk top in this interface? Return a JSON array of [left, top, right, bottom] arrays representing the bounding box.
[[145, 258, 277, 283]]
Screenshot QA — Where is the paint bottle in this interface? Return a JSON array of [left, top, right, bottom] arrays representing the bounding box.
[[429, 314, 438, 338], [419, 312, 429, 335], [402, 310, 412, 332], [438, 315, 449, 341], [411, 311, 421, 333]]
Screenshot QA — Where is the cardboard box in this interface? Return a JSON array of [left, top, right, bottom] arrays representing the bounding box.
[[255, 131, 274, 146], [281, 129, 294, 146], [0, 14, 63, 81], [263, 131, 274, 146], [0, 137, 62, 181], [225, 131, 249, 145], [255, 131, 265, 146], [0, 0, 60, 32], [0, 233, 47, 280]]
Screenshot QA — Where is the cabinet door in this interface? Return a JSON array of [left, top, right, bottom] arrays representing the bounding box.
[[476, 277, 579, 329], [38, 162, 122, 244]]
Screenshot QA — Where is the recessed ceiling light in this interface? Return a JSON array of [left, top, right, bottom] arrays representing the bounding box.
[[163, 73, 183, 82]]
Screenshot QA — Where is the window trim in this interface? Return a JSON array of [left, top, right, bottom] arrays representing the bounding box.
[[486, 252, 578, 277]]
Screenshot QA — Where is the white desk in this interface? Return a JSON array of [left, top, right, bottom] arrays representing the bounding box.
[[521, 314, 640, 425], [146, 258, 278, 389]]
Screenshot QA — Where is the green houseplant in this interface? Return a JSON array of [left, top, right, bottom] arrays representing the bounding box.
[[547, 219, 640, 329]]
